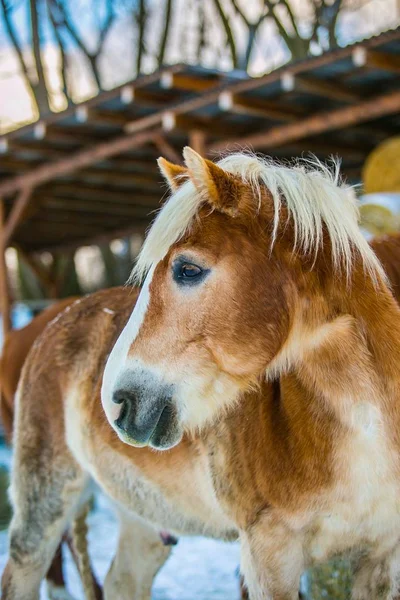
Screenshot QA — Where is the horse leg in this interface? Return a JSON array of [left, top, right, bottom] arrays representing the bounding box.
[[104, 508, 172, 600], [1, 398, 89, 599], [240, 516, 303, 600], [352, 546, 400, 600], [45, 544, 77, 600]]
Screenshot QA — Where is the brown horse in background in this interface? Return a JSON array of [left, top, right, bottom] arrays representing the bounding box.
[[371, 233, 400, 304], [0, 297, 78, 444], [0, 297, 103, 600], [2, 148, 400, 600]]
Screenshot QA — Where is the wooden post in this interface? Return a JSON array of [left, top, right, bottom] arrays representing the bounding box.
[[189, 130, 207, 156], [0, 200, 11, 339], [2, 187, 33, 248]]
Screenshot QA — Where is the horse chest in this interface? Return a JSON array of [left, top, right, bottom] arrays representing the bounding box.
[[306, 407, 400, 562]]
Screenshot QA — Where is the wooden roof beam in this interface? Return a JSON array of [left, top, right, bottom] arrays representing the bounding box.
[[160, 72, 222, 92], [210, 88, 400, 153], [39, 196, 158, 218], [218, 91, 302, 122], [43, 182, 159, 205], [60, 167, 160, 189], [0, 128, 162, 197], [1, 187, 33, 248], [36, 222, 148, 254], [153, 134, 181, 163], [162, 112, 249, 137], [281, 74, 360, 103], [353, 47, 400, 74]]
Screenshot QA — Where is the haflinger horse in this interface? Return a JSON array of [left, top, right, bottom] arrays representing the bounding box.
[[3, 147, 400, 600]]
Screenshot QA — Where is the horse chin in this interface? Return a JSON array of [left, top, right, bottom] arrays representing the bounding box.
[[115, 429, 148, 448]]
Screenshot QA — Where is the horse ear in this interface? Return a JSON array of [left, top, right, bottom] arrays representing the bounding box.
[[183, 146, 242, 216], [157, 157, 187, 192]]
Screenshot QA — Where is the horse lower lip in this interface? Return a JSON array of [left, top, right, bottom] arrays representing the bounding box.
[[115, 403, 170, 446], [149, 404, 173, 446]]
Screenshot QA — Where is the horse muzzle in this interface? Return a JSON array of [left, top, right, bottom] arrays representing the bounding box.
[[111, 369, 183, 450]]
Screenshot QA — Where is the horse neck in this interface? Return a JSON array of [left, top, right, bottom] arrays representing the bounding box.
[[270, 276, 400, 424]]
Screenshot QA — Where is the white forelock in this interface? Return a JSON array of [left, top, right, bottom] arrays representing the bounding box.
[[130, 153, 386, 286]]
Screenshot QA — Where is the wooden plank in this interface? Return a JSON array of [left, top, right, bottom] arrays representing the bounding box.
[[210, 89, 400, 153], [35, 222, 149, 254], [161, 72, 221, 92], [153, 134, 182, 163], [40, 196, 158, 218], [2, 187, 33, 247], [0, 128, 162, 197], [189, 130, 207, 155], [0, 200, 11, 337], [354, 48, 400, 74], [219, 91, 303, 122], [61, 167, 160, 189], [294, 75, 360, 103], [162, 112, 249, 137], [43, 183, 159, 205]]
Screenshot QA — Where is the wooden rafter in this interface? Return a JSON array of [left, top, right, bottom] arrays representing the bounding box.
[[219, 91, 303, 122], [0, 128, 161, 198], [2, 187, 33, 247], [210, 89, 400, 153], [153, 134, 181, 163], [161, 71, 222, 92], [290, 75, 360, 103], [353, 48, 400, 74], [189, 130, 207, 155]]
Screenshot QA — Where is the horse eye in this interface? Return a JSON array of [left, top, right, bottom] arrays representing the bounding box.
[[180, 264, 202, 278], [173, 260, 206, 286]]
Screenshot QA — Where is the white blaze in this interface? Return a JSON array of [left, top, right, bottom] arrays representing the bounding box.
[[101, 265, 155, 423]]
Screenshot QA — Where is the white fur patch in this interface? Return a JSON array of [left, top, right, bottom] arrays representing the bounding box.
[[101, 266, 155, 424]]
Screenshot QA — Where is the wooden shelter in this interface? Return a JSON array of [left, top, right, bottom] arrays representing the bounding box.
[[0, 27, 399, 336]]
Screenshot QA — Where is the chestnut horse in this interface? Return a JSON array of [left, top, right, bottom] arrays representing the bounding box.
[[3, 148, 400, 600], [0, 297, 105, 600], [0, 297, 78, 444]]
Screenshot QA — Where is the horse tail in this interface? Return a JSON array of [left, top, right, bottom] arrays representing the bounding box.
[[370, 232, 400, 304]]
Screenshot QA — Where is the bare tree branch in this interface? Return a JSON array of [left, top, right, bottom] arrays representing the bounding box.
[[29, 0, 51, 115], [157, 0, 173, 67], [264, 0, 309, 59], [0, 0, 30, 82], [135, 0, 147, 74], [212, 0, 238, 68], [196, 0, 206, 63], [46, 0, 72, 106], [48, 0, 113, 90], [1, 0, 52, 116], [279, 0, 301, 38], [229, 0, 270, 69], [231, 0, 251, 27]]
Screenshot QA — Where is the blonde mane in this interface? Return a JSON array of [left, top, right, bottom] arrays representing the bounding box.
[[131, 153, 386, 286]]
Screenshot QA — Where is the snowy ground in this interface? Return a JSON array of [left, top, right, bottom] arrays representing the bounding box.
[[0, 446, 243, 600]]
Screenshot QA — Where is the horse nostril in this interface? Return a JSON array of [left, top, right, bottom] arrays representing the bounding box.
[[112, 388, 134, 405]]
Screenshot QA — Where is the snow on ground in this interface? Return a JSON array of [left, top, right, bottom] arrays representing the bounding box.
[[0, 446, 242, 600]]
